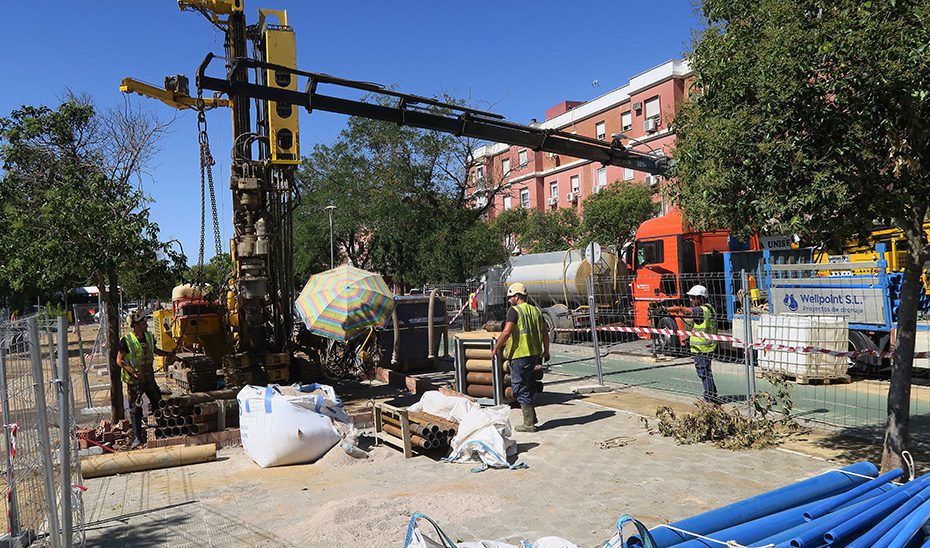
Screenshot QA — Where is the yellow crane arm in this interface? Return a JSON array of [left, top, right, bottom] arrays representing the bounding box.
[[119, 77, 231, 110]]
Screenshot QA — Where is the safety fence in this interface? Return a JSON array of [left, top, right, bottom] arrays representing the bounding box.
[[0, 313, 84, 547], [427, 263, 930, 446]]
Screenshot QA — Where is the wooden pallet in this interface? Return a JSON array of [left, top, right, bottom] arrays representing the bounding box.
[[755, 369, 852, 385], [374, 403, 415, 458]]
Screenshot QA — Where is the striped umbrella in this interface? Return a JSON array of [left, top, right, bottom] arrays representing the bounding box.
[[295, 265, 395, 342]]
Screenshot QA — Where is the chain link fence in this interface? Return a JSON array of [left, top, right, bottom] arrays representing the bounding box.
[[427, 245, 930, 446], [0, 312, 84, 547]]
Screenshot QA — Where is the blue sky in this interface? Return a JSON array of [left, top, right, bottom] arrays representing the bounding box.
[[0, 1, 701, 265]]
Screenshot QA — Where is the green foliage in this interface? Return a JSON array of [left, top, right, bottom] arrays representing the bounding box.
[[186, 253, 233, 294], [0, 99, 182, 302], [582, 182, 659, 248], [671, 0, 930, 244], [294, 97, 508, 286], [492, 207, 582, 253], [674, 0, 930, 466], [646, 373, 805, 450]]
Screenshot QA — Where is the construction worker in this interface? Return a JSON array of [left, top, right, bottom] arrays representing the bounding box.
[[667, 284, 720, 403], [492, 283, 550, 432], [117, 310, 177, 447]]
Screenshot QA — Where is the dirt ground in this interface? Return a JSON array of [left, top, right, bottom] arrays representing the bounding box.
[[78, 376, 895, 547]]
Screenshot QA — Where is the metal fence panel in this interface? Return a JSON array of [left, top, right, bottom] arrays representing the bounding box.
[[0, 312, 84, 546], [429, 257, 930, 446]]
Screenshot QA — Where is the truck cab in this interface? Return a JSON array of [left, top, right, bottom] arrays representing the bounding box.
[[626, 210, 748, 349]]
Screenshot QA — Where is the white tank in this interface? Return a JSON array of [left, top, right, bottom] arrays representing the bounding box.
[[503, 248, 626, 308]]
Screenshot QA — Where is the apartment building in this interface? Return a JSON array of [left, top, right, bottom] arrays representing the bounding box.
[[468, 59, 693, 218]]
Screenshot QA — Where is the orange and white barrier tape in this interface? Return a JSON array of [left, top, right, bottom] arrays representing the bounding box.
[[555, 326, 930, 360], [449, 283, 484, 325]]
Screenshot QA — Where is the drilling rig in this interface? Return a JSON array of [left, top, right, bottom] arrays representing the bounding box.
[[121, 0, 668, 389]]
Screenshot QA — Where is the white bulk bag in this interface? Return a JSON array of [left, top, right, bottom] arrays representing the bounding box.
[[238, 385, 341, 468]]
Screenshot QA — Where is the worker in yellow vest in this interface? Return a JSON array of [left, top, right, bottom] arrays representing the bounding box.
[[492, 283, 550, 432], [117, 310, 177, 447], [668, 284, 720, 403]]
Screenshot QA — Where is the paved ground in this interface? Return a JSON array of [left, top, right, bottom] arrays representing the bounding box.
[[82, 381, 849, 547]]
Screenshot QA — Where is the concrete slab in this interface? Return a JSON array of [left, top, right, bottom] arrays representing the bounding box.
[[81, 382, 846, 547]]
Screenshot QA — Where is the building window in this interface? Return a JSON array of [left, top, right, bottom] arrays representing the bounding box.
[[623, 168, 634, 181], [571, 175, 580, 193], [520, 188, 530, 208], [596, 167, 607, 189], [475, 165, 484, 181], [621, 111, 632, 132], [595, 121, 606, 141], [476, 195, 487, 207], [550, 181, 559, 200], [502, 157, 511, 174], [504, 195, 513, 210], [645, 96, 661, 120], [518, 149, 528, 166]]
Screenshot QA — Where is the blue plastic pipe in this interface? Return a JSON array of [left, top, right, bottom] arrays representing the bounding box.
[[821, 475, 930, 545], [803, 468, 904, 521], [666, 482, 897, 548], [869, 486, 930, 548], [633, 461, 878, 547], [847, 483, 930, 548], [751, 485, 904, 548]]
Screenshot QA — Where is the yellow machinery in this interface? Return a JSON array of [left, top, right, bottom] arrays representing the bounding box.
[[122, 1, 671, 387]]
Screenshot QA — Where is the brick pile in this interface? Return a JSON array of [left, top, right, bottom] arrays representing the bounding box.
[[76, 419, 133, 449]]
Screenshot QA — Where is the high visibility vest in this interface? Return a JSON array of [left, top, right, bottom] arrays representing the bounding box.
[[121, 331, 155, 384], [505, 302, 544, 360], [690, 304, 718, 354]]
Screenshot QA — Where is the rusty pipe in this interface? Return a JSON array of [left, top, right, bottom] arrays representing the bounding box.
[[391, 307, 400, 365], [381, 414, 437, 438], [382, 423, 433, 449]]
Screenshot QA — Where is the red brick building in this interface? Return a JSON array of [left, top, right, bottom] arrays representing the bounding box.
[[469, 59, 693, 217]]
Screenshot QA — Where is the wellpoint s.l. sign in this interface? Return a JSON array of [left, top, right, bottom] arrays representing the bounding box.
[[770, 286, 887, 325]]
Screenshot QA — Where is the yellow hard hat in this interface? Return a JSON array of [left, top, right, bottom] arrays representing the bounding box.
[[507, 282, 527, 297]]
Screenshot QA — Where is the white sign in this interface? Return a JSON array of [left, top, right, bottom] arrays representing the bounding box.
[[585, 242, 602, 265], [771, 286, 886, 325], [760, 235, 793, 250]]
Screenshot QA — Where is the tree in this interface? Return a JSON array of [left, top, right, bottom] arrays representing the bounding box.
[[295, 97, 509, 286], [492, 208, 582, 254], [186, 253, 233, 296], [670, 0, 930, 471], [0, 97, 177, 420], [582, 182, 659, 248]]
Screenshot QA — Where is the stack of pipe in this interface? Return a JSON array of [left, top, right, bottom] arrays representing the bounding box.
[[626, 461, 930, 548], [380, 411, 458, 451], [152, 389, 240, 439], [462, 348, 543, 401]]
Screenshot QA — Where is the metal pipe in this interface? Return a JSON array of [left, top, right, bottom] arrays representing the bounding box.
[[72, 306, 92, 409], [0, 326, 20, 535], [29, 317, 62, 548], [466, 372, 495, 385], [391, 307, 400, 365], [741, 270, 753, 414], [464, 349, 494, 360], [56, 316, 74, 547], [381, 414, 435, 438], [428, 288, 439, 360], [381, 423, 432, 449]]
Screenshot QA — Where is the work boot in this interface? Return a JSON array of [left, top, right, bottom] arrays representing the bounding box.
[[515, 404, 537, 432]]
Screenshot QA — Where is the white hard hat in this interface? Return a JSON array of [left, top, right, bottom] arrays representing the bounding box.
[[507, 282, 528, 297], [687, 285, 709, 298]]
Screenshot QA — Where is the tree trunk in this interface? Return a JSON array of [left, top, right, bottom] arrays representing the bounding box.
[[103, 265, 125, 421], [881, 210, 929, 472]]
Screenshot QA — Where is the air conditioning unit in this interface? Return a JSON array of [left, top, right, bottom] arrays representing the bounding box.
[[644, 118, 659, 132], [546, 197, 558, 206], [645, 175, 661, 186], [546, 152, 558, 160], [566, 192, 578, 203], [632, 101, 642, 111]]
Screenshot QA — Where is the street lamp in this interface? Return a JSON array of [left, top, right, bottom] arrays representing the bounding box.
[[324, 202, 336, 268]]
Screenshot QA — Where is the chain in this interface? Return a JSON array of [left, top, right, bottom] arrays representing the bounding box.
[[194, 98, 224, 286]]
